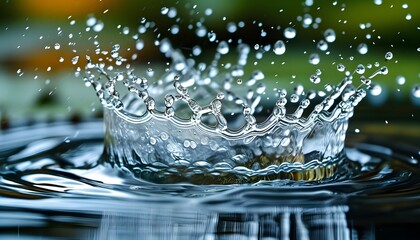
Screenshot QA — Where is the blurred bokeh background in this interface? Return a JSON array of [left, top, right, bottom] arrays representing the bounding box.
[[0, 0, 418, 134]]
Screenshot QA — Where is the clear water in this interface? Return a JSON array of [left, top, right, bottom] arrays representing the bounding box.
[[0, 121, 419, 239], [1, 1, 420, 239]]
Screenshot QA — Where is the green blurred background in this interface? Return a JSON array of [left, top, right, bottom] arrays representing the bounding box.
[[0, 0, 418, 136]]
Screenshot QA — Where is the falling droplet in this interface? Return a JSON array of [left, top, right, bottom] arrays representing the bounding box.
[[309, 53, 320, 65], [337, 63, 345, 72], [217, 41, 229, 55], [86, 16, 96, 27], [356, 64, 365, 74], [317, 40, 328, 51], [357, 43, 368, 55], [412, 85, 420, 98], [284, 27, 296, 39], [396, 75, 406, 85], [273, 40, 286, 55], [369, 84, 382, 96], [161, 7, 169, 15], [324, 29, 336, 43], [385, 51, 393, 60]]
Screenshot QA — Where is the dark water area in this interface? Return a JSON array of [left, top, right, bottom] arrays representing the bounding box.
[[0, 121, 419, 239]]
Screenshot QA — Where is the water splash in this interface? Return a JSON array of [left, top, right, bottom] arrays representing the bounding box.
[[74, 6, 393, 183]]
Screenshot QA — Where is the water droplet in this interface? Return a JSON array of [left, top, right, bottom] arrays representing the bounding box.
[[167, 7, 177, 18], [324, 29, 336, 43], [317, 40, 328, 51], [369, 84, 382, 96], [337, 63, 345, 72], [357, 43, 368, 55], [412, 85, 420, 98], [309, 53, 320, 65], [226, 22, 237, 33], [205, 8, 213, 16], [217, 41, 229, 55], [374, 0, 382, 5], [93, 21, 104, 32], [71, 56, 79, 65], [290, 94, 299, 103], [302, 14, 313, 27], [284, 27, 296, 39], [86, 16, 96, 27], [273, 40, 286, 55], [196, 26, 207, 37], [237, 79, 243, 85], [192, 45, 201, 56], [136, 39, 144, 50], [122, 27, 130, 35], [54, 43, 60, 50], [396, 75, 406, 85], [161, 7, 169, 15], [310, 74, 321, 84], [170, 25, 179, 35], [385, 51, 393, 60], [406, 14, 412, 20], [356, 64, 365, 74], [208, 32, 217, 42]]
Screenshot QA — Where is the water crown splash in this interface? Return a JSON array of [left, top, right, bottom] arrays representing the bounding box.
[[79, 6, 390, 184]]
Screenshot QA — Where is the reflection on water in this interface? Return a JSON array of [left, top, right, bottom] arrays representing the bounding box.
[[0, 121, 419, 239]]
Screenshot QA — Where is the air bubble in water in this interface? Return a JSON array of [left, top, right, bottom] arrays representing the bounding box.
[[309, 53, 320, 65], [324, 29, 336, 43], [385, 51, 393, 60], [337, 63, 345, 72], [273, 40, 286, 55], [54, 43, 60, 50], [357, 43, 368, 55], [405, 14, 412, 20], [374, 0, 382, 5], [284, 27, 296, 39], [412, 85, 420, 98]]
